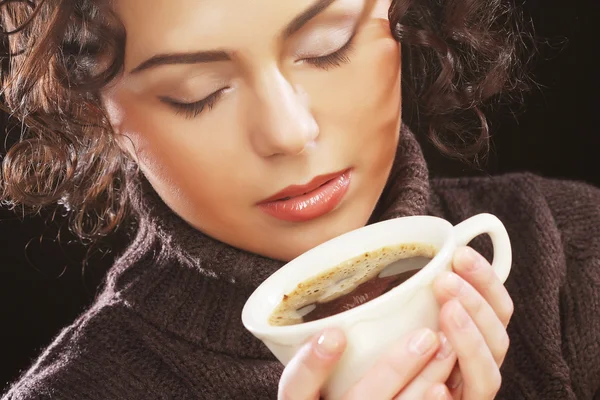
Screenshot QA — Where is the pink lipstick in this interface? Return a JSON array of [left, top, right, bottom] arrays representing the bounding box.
[[258, 169, 352, 222]]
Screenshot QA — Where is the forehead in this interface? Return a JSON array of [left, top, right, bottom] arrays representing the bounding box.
[[115, 0, 365, 66]]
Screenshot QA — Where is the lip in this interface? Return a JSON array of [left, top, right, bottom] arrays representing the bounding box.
[[257, 169, 352, 222]]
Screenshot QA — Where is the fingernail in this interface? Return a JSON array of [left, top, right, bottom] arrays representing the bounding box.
[[444, 272, 463, 296], [432, 384, 450, 399], [409, 328, 438, 355], [457, 247, 480, 271], [435, 332, 453, 360], [316, 329, 344, 357], [451, 301, 471, 329]]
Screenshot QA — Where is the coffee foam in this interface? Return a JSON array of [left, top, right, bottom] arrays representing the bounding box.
[[269, 243, 437, 326]]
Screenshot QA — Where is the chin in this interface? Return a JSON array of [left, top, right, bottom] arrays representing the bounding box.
[[291, 209, 373, 261]]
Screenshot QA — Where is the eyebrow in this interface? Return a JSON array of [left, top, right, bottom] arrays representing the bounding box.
[[282, 0, 337, 39], [130, 0, 337, 74]]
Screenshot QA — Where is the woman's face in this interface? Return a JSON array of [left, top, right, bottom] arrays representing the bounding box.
[[103, 0, 401, 261]]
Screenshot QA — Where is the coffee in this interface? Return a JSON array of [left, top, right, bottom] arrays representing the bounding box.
[[269, 243, 437, 326]]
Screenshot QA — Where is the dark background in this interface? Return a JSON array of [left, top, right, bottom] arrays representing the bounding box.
[[1, 0, 599, 391]]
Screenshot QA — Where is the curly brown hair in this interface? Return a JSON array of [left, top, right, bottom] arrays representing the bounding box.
[[0, 0, 532, 242]]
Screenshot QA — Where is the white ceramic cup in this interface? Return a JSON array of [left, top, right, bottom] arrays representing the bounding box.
[[242, 213, 512, 399]]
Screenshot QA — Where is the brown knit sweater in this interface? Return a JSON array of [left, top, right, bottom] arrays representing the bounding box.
[[3, 129, 600, 400]]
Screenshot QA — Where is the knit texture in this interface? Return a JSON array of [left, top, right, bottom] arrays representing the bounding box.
[[3, 127, 600, 399]]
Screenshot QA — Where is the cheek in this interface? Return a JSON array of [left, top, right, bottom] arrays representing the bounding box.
[[356, 26, 402, 120], [103, 89, 257, 228], [106, 97, 174, 182], [338, 25, 402, 177], [103, 91, 214, 207], [309, 24, 401, 131]]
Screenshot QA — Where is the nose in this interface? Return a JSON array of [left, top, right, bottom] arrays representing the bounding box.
[[248, 68, 319, 157]]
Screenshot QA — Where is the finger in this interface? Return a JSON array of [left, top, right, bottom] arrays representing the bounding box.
[[278, 328, 346, 400], [446, 364, 462, 392], [394, 333, 457, 400], [424, 383, 453, 400], [440, 300, 502, 400], [446, 365, 465, 399], [433, 271, 510, 365], [450, 381, 464, 400], [452, 246, 514, 327], [344, 328, 440, 400]]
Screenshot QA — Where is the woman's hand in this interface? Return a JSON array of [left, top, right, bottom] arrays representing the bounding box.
[[278, 326, 457, 400], [431, 246, 514, 399]]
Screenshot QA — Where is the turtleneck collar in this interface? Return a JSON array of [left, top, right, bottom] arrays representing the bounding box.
[[104, 124, 430, 358]]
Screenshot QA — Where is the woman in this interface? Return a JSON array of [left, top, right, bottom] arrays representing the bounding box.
[[1, 0, 599, 399]]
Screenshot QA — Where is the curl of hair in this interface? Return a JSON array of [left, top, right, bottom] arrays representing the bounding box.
[[391, 0, 533, 159], [0, 0, 532, 241], [1, 0, 132, 241]]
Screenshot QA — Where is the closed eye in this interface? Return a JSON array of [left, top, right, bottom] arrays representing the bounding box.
[[160, 88, 227, 119], [303, 33, 355, 70], [161, 33, 356, 118]]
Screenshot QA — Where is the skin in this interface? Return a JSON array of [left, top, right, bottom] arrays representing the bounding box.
[[279, 247, 514, 400], [101, 0, 514, 398], [103, 0, 401, 262]]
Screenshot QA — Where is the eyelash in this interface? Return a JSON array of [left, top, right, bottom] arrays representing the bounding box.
[[303, 34, 355, 70], [164, 35, 355, 119], [162, 89, 225, 119]]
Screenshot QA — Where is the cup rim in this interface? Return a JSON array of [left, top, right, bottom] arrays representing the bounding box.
[[242, 215, 455, 338]]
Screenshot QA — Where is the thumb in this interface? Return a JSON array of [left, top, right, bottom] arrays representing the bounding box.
[[424, 383, 453, 400], [278, 328, 346, 400]]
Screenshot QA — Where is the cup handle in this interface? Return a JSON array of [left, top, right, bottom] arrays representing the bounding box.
[[452, 213, 512, 283]]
